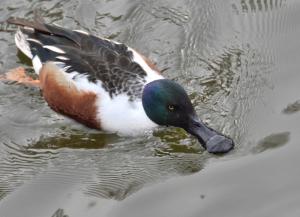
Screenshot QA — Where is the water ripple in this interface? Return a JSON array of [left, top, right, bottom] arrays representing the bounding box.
[[151, 6, 190, 26], [0, 141, 58, 197]]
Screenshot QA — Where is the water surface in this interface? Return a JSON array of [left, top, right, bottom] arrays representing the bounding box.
[[0, 0, 299, 216]]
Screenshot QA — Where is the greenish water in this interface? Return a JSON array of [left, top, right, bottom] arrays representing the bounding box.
[[0, 0, 299, 216]]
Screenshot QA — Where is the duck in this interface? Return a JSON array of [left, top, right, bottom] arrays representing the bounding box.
[[5, 15, 234, 154]]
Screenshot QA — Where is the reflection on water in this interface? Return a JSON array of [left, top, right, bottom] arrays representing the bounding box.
[[0, 0, 299, 216], [282, 100, 300, 114], [252, 132, 290, 153], [32, 130, 120, 149]]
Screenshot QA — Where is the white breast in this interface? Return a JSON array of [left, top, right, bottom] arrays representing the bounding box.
[[97, 92, 158, 135]]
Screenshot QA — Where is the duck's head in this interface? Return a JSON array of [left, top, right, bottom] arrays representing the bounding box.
[[142, 79, 234, 154]]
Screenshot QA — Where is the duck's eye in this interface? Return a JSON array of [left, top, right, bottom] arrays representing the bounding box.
[[168, 105, 175, 111]]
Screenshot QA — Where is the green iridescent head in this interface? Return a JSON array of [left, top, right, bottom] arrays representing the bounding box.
[[142, 79, 234, 154]]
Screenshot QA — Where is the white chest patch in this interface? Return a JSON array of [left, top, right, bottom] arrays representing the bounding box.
[[97, 93, 158, 135], [70, 75, 158, 135]]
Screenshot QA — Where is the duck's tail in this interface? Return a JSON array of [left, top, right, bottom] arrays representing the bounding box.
[[14, 28, 32, 59], [7, 15, 48, 74], [7, 14, 48, 33], [7, 13, 84, 75]]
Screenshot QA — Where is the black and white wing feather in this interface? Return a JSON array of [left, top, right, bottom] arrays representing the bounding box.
[[8, 17, 161, 100]]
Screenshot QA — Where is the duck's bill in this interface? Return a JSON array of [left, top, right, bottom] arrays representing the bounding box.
[[186, 118, 234, 154]]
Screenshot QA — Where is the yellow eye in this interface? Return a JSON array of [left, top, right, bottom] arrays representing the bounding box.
[[168, 105, 175, 111]]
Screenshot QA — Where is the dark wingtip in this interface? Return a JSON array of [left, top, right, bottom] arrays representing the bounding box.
[[6, 16, 49, 33], [7, 9, 44, 24], [7, 15, 81, 47]]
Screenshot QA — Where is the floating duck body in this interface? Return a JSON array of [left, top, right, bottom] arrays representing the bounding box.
[[11, 17, 164, 135], [7, 17, 234, 153]]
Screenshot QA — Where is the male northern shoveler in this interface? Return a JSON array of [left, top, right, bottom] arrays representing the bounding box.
[[5, 16, 234, 154]]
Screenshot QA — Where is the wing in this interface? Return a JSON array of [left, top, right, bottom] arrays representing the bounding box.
[[8, 17, 162, 100]]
